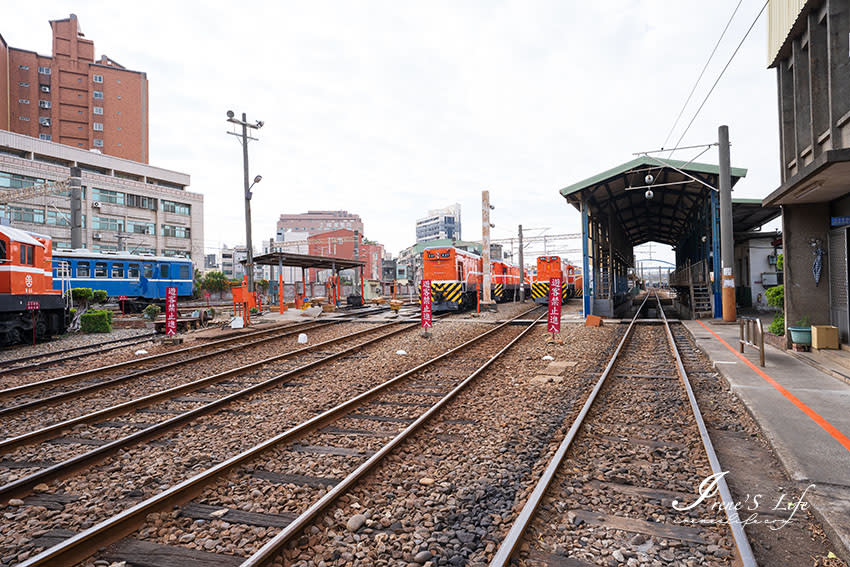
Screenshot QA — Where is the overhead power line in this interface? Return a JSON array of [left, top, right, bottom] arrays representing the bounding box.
[[669, 0, 769, 153], [662, 0, 744, 151]]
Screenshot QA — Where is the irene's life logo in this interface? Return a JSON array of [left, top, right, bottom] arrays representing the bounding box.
[[672, 471, 815, 530]]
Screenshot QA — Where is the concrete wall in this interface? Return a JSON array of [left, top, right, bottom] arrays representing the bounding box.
[[783, 203, 831, 340]]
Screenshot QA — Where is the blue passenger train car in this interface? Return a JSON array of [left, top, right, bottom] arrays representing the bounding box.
[[51, 249, 194, 306]]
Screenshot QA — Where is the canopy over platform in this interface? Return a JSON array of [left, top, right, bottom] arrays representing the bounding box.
[[560, 156, 748, 246], [249, 251, 364, 270], [557, 156, 778, 319]]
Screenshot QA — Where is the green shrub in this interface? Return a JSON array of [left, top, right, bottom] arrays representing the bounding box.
[[69, 307, 77, 316], [92, 290, 108, 304], [776, 253, 783, 271], [143, 304, 161, 321], [765, 284, 784, 309], [80, 309, 112, 333], [768, 313, 785, 336], [71, 288, 94, 305], [250, 307, 259, 314]]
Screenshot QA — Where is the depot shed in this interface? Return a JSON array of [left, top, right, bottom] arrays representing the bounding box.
[[560, 156, 778, 318]]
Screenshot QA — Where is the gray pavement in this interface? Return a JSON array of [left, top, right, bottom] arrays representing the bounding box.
[[684, 319, 850, 561]]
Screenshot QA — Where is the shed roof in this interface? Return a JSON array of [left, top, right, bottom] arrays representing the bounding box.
[[559, 156, 748, 247], [250, 251, 364, 270]]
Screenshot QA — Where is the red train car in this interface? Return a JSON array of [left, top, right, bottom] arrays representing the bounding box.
[[421, 247, 482, 311], [490, 260, 528, 302], [531, 256, 569, 304], [0, 226, 67, 345]]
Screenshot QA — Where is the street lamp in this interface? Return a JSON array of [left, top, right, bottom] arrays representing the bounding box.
[[226, 110, 264, 297]]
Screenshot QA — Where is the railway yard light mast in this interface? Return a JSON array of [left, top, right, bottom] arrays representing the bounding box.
[[226, 110, 264, 296]]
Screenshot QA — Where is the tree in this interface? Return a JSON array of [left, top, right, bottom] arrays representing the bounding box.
[[193, 268, 204, 298], [202, 270, 229, 299]]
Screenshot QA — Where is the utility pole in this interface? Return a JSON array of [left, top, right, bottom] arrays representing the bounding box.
[[481, 190, 494, 307], [70, 166, 82, 249], [115, 232, 127, 252], [354, 229, 361, 297], [719, 125, 736, 322], [226, 110, 264, 296], [518, 224, 525, 303]]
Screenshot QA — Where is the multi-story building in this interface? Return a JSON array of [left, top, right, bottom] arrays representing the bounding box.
[[219, 244, 265, 282], [276, 210, 363, 239], [762, 0, 850, 343], [415, 203, 461, 243], [0, 129, 201, 266], [307, 229, 383, 282], [0, 14, 149, 162]]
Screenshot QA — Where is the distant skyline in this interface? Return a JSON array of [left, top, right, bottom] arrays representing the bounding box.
[[3, 1, 779, 266]]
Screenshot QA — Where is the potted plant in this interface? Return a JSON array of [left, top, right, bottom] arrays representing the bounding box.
[[788, 316, 812, 346]]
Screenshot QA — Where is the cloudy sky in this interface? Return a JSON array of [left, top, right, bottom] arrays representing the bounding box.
[[5, 1, 779, 264]]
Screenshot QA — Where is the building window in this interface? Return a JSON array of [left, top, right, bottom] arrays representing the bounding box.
[[39, 134, 52, 141], [18, 99, 29, 104], [18, 65, 29, 70], [93, 90, 104, 100], [126, 193, 157, 210], [37, 66, 51, 75], [127, 220, 154, 234], [19, 116, 30, 121], [93, 122, 104, 131], [93, 139, 104, 148], [46, 210, 70, 226], [91, 188, 125, 205], [161, 224, 191, 238], [94, 262, 108, 277], [39, 117, 51, 127], [18, 82, 29, 87], [40, 85, 50, 93], [93, 74, 103, 83], [162, 249, 191, 259], [93, 106, 103, 115], [8, 206, 45, 224], [38, 100, 50, 109], [111, 263, 124, 278], [20, 244, 34, 266], [92, 215, 124, 232], [161, 200, 191, 215]]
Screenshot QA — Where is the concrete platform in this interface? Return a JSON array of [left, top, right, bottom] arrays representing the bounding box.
[[684, 319, 850, 561]]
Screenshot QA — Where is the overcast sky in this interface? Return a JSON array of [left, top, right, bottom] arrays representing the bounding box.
[[5, 1, 779, 264]]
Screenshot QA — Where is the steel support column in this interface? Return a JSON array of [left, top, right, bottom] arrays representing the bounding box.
[[581, 198, 591, 317]]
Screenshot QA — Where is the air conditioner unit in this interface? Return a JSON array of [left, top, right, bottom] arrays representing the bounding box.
[[92, 201, 102, 208], [93, 232, 102, 239]]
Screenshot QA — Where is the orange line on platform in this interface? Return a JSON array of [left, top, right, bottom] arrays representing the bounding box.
[[697, 320, 850, 453]]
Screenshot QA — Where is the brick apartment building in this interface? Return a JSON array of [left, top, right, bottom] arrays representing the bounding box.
[[0, 14, 149, 162], [307, 229, 384, 281], [276, 210, 363, 239]]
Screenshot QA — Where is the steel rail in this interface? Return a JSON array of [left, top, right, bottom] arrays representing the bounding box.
[[0, 321, 324, 401], [0, 320, 340, 416], [488, 293, 653, 566], [17, 306, 542, 567], [0, 320, 409, 500], [0, 333, 158, 375], [657, 295, 758, 567], [0, 321, 399, 453], [242, 310, 547, 566]]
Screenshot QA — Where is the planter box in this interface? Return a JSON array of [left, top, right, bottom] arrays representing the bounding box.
[[812, 325, 839, 350], [788, 326, 812, 346]]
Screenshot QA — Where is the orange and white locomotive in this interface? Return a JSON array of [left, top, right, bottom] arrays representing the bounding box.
[[0, 225, 67, 345], [421, 247, 482, 312]]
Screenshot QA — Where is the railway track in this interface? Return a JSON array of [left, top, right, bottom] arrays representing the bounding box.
[[0, 313, 400, 426], [8, 306, 544, 567], [488, 293, 756, 567], [0, 332, 158, 376]]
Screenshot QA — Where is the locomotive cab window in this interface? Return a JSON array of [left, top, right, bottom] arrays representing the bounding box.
[[179, 264, 190, 279], [77, 262, 90, 277], [94, 262, 108, 277], [0, 239, 6, 261], [143, 264, 153, 278], [440, 252, 450, 258], [427, 253, 436, 259], [129, 263, 140, 278], [20, 244, 34, 265], [160, 264, 170, 278], [112, 263, 124, 278]]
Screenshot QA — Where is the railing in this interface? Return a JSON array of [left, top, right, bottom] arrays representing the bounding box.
[[668, 259, 710, 287], [739, 316, 765, 367]]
